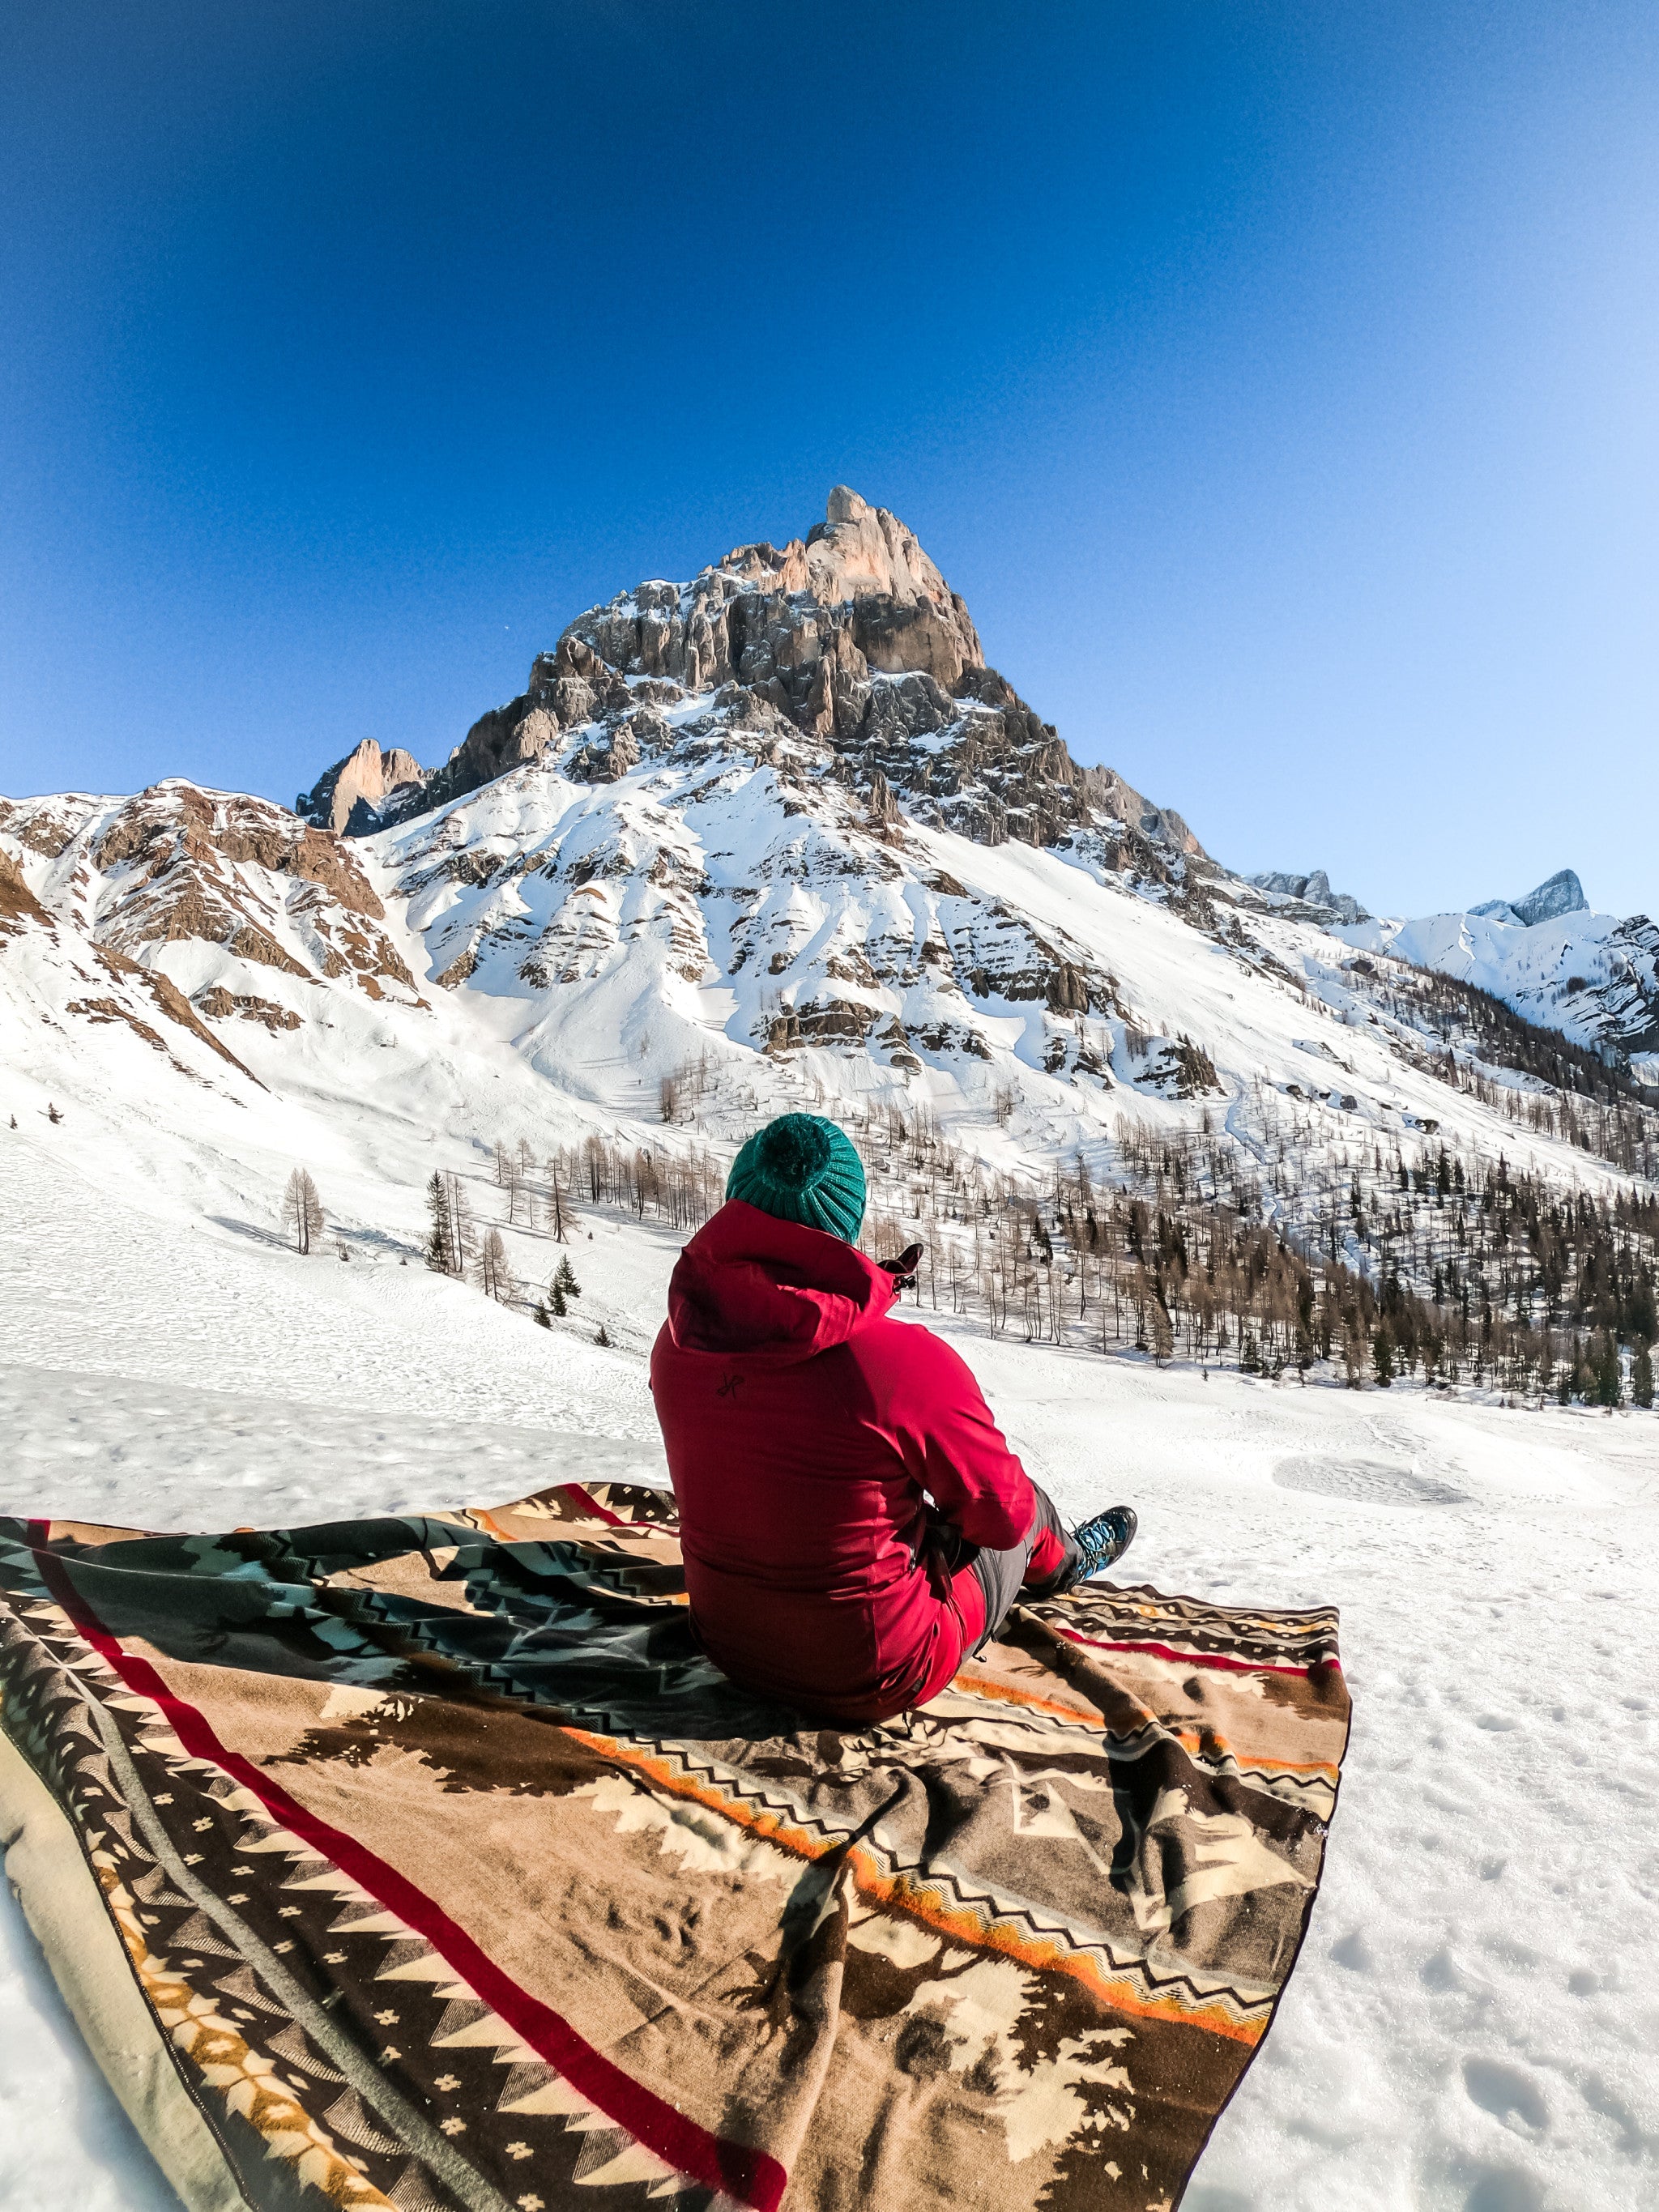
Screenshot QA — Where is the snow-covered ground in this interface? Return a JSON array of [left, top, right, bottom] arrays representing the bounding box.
[[2, 1136, 1657, 2210]]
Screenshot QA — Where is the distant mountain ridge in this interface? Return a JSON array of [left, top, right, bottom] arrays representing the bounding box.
[[1469, 868, 1589, 929], [294, 483, 1653, 1072], [1337, 889, 1659, 1066], [1239, 859, 1655, 1067], [1246, 869, 1371, 926]]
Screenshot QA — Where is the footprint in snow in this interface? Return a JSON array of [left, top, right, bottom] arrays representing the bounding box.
[[1421, 1946, 1482, 1994], [1463, 2056, 1550, 2133], [1459, 2167, 1546, 2212], [1273, 1455, 1472, 1506], [1329, 1928, 1374, 1971]]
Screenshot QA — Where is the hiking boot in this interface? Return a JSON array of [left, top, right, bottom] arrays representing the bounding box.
[[1070, 1505, 1137, 1579]]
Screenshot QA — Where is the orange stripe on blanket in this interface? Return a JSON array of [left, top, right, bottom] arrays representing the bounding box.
[[851, 1853, 1267, 2047], [947, 1665, 1111, 1726], [564, 1728, 1266, 2046], [1175, 1735, 1342, 1782], [950, 1669, 1338, 1783], [462, 1506, 520, 1541]]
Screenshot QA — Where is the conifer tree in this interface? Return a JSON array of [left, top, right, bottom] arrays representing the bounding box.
[[549, 1276, 566, 1317], [555, 1254, 581, 1299], [1633, 1340, 1654, 1409], [1595, 1332, 1622, 1409], [1373, 1325, 1395, 1387], [424, 1170, 473, 1277], [425, 1171, 450, 1271]]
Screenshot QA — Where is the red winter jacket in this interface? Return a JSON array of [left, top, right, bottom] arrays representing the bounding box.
[[649, 1200, 1055, 1724]]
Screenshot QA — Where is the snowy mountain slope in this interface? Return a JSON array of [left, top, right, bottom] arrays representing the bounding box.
[[1336, 887, 1659, 1061], [1245, 857, 1659, 1063], [2, 488, 1655, 1280], [0, 780, 663, 1256]]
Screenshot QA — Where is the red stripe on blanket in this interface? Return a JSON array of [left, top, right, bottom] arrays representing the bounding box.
[[30, 1538, 786, 2212], [560, 1482, 625, 1526], [1059, 1626, 1341, 1680]]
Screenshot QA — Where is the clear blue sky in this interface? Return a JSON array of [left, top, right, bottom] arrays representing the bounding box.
[[2, 2, 1654, 917]]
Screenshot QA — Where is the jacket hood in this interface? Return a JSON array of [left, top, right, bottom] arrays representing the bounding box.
[[665, 1199, 899, 1362]]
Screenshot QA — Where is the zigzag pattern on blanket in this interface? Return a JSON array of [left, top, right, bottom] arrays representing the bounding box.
[[0, 1486, 1350, 2212]]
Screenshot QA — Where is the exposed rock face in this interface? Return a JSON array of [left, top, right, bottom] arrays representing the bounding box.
[[563, 484, 983, 712], [1472, 872, 1588, 928], [0, 846, 52, 937], [1588, 917, 1659, 1052], [331, 488, 1201, 873], [0, 781, 435, 1090], [18, 782, 414, 990], [298, 739, 428, 834], [1513, 870, 1589, 927], [1081, 766, 1203, 860], [0, 799, 83, 861], [1249, 869, 1371, 925]]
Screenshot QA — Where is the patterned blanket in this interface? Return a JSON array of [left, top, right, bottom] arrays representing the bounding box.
[[0, 1485, 1349, 2212]]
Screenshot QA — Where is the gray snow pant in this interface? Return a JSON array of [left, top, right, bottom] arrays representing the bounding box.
[[928, 1484, 1081, 1656]]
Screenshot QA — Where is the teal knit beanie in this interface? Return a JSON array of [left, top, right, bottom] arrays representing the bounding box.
[[727, 1114, 867, 1242]]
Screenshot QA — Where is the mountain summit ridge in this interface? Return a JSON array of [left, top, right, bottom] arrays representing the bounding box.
[[299, 488, 1202, 867], [1469, 868, 1589, 930]]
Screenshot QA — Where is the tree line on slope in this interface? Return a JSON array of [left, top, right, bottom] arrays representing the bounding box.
[[407, 1101, 1656, 1410], [1334, 962, 1659, 1178], [843, 1102, 1656, 1407]]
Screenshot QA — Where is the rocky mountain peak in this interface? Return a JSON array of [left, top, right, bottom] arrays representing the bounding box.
[[550, 483, 984, 732], [1247, 868, 1371, 925], [1472, 869, 1589, 929], [297, 490, 1199, 872], [300, 738, 428, 834]]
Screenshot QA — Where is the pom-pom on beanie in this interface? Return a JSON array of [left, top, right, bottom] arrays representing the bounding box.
[[726, 1114, 867, 1243]]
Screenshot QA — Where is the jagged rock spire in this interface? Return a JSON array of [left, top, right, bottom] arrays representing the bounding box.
[[297, 490, 1201, 869]]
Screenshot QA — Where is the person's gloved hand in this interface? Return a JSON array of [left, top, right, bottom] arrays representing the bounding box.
[[880, 1243, 923, 1291]]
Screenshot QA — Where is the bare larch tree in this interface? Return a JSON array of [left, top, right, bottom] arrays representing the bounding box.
[[477, 1226, 512, 1302], [284, 1168, 325, 1256]]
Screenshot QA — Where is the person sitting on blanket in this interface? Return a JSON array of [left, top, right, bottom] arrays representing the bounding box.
[[650, 1112, 1137, 1725]]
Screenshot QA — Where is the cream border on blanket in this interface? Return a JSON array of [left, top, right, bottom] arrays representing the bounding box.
[[0, 1718, 247, 2212]]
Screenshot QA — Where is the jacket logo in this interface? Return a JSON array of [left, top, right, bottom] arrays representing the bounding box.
[[716, 1371, 744, 1400]]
